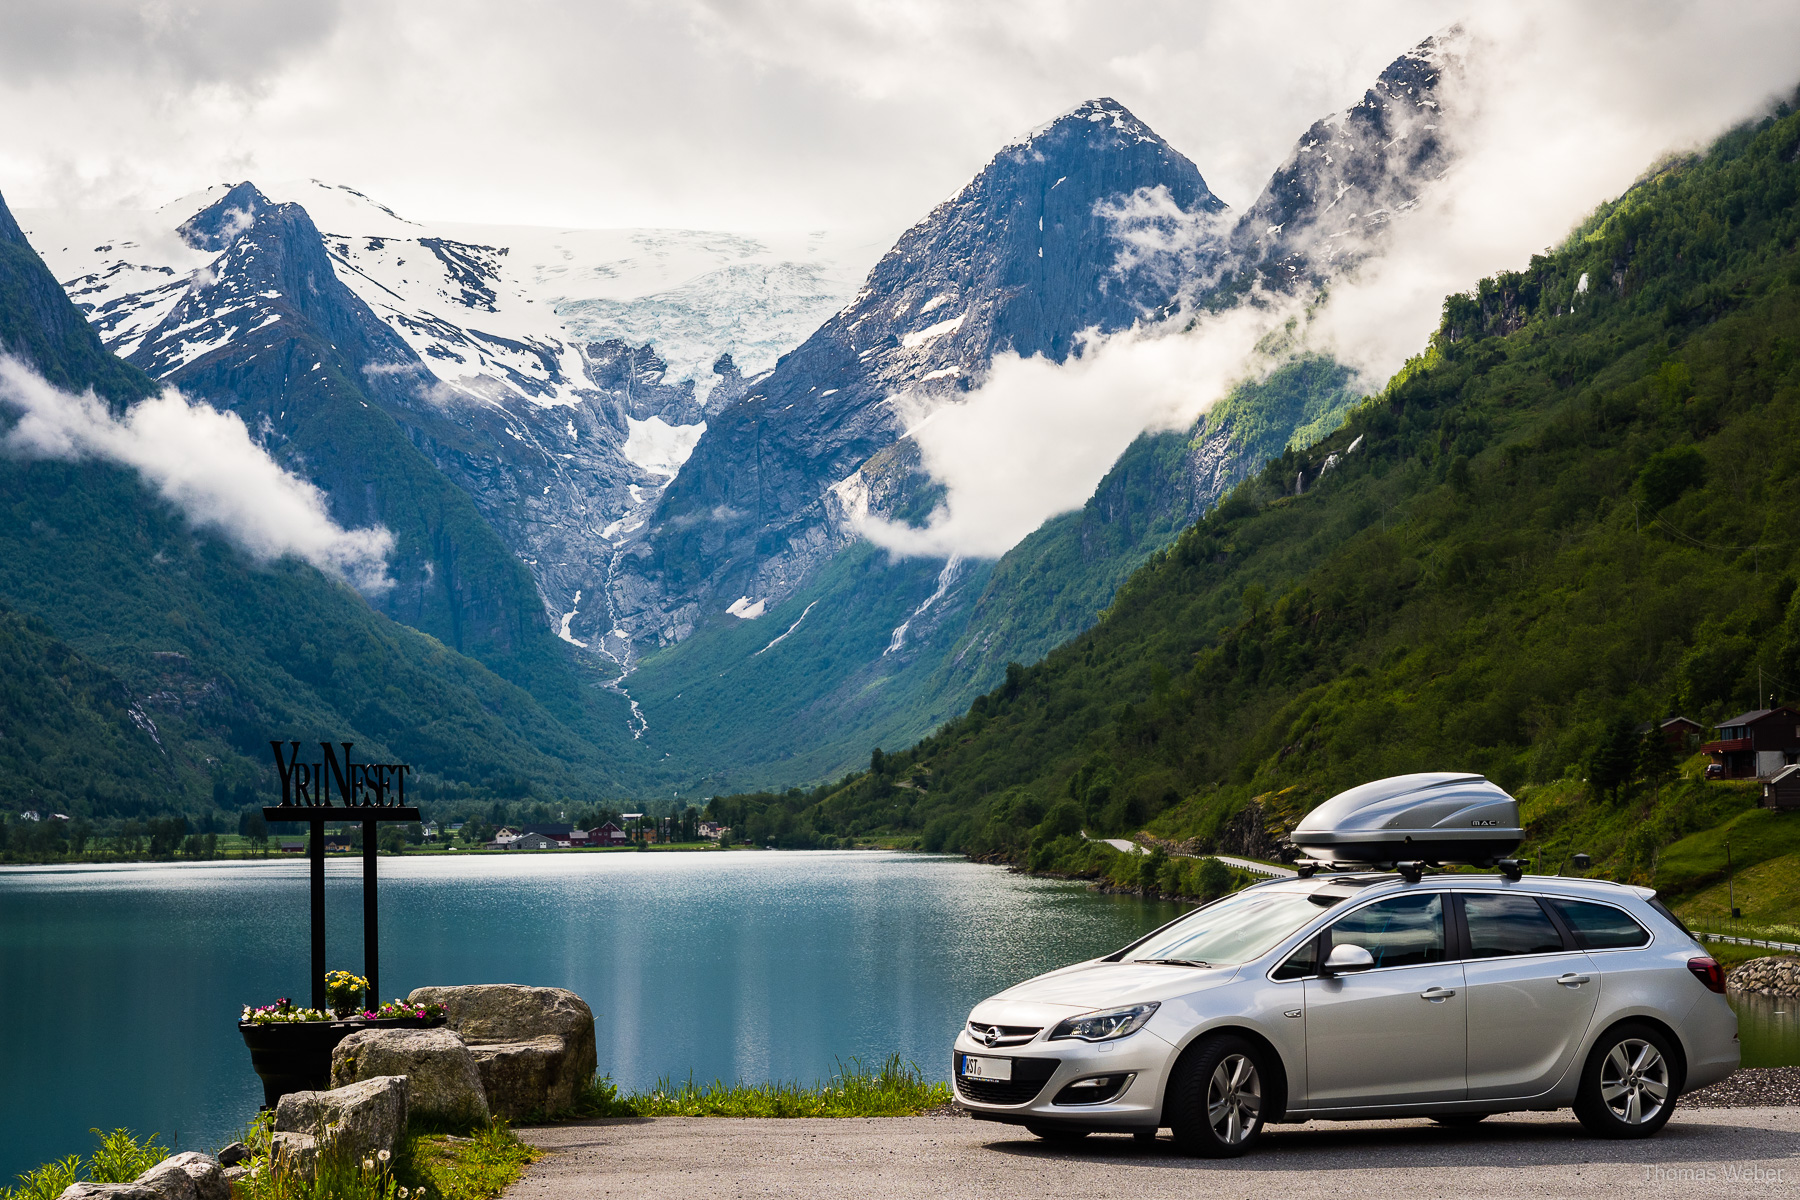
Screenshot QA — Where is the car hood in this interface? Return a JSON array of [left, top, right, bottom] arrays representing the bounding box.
[[985, 960, 1244, 1013]]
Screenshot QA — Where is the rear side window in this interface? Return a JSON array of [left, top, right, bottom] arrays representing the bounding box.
[[1464, 894, 1565, 957], [1550, 899, 1651, 950], [1327, 894, 1446, 968], [1648, 897, 1692, 936]]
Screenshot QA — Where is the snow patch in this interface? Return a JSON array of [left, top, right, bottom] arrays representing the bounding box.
[[726, 596, 766, 619], [901, 313, 966, 350], [622, 415, 706, 476]]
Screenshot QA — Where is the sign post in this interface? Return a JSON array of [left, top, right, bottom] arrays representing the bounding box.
[[264, 741, 418, 1012]]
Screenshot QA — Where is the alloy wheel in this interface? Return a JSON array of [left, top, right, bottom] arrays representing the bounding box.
[[1599, 1038, 1670, 1125], [1206, 1053, 1262, 1144]]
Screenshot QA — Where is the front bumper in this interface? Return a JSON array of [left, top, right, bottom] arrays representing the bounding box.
[[951, 1028, 1175, 1128]]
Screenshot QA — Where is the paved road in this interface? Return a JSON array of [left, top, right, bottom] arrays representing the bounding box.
[[1086, 835, 1297, 880], [517, 1109, 1799, 1199]]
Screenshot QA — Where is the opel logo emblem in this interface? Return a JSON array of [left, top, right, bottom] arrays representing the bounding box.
[[983, 1025, 1000, 1047]]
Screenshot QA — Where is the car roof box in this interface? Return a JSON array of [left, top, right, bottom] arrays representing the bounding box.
[[1288, 773, 1523, 866]]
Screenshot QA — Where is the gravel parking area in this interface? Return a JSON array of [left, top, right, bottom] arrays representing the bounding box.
[[1687, 1067, 1800, 1107], [517, 1106, 1800, 1199]]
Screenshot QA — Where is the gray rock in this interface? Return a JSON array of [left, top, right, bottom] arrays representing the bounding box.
[[466, 1037, 575, 1121], [267, 1133, 317, 1179], [216, 1144, 249, 1169], [56, 1185, 159, 1200], [219, 1168, 250, 1188], [1728, 955, 1800, 996], [331, 1028, 489, 1128], [275, 1075, 408, 1161], [408, 985, 596, 1118], [136, 1154, 230, 1200]]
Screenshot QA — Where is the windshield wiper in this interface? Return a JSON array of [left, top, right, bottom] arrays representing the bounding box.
[[1135, 958, 1210, 968]]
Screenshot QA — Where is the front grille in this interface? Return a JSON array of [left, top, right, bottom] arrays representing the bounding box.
[[957, 1075, 1049, 1105], [954, 1054, 1058, 1106], [967, 1021, 1042, 1047]]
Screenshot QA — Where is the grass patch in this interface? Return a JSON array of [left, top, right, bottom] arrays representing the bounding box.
[[574, 1054, 951, 1118], [1675, 851, 1800, 934], [236, 1119, 537, 1200], [2, 1129, 168, 1200], [397, 1125, 539, 1200], [1657, 810, 1800, 898]]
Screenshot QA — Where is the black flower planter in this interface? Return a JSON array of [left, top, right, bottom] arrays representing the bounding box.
[[240, 1016, 447, 1109]]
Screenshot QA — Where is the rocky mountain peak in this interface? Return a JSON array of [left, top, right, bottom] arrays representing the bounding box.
[[1227, 25, 1466, 289], [177, 181, 273, 252]]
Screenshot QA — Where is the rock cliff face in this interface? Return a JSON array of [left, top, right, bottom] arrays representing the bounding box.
[[620, 98, 1228, 646], [1225, 26, 1464, 290]]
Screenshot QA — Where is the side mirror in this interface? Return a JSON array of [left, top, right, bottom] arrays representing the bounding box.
[[1322, 944, 1375, 976]]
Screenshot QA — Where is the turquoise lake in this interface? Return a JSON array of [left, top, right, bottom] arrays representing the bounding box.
[[0, 851, 1181, 1179]]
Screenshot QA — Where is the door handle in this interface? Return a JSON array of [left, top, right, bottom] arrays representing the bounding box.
[[1557, 973, 1592, 987], [1420, 986, 1457, 1001]]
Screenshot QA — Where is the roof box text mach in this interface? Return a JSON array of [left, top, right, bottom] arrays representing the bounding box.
[[1288, 772, 1523, 866]]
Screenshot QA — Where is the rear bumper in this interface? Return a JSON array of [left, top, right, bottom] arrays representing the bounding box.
[[951, 1030, 1173, 1128]]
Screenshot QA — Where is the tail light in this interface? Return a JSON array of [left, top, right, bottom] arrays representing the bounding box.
[[1687, 956, 1726, 994]]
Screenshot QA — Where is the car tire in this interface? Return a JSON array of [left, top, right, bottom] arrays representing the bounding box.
[[1573, 1023, 1679, 1139], [1430, 1113, 1488, 1127], [1166, 1034, 1269, 1158], [1024, 1123, 1090, 1142]]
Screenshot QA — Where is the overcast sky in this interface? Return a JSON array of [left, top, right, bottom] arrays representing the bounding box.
[[0, 0, 1476, 234]]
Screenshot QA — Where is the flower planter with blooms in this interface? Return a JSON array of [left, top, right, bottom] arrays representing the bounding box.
[[238, 986, 448, 1109]]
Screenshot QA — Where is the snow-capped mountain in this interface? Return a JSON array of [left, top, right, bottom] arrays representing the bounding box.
[[618, 97, 1227, 646], [21, 186, 882, 729]]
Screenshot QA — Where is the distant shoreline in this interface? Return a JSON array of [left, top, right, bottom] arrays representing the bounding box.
[[0, 843, 922, 869]]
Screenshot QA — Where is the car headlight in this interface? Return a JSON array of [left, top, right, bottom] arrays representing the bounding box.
[[1048, 1002, 1159, 1042]]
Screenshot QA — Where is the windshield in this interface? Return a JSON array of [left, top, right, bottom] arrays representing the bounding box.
[[1121, 889, 1325, 966]]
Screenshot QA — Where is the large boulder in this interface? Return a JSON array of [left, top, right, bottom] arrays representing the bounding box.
[[58, 1186, 158, 1200], [134, 1155, 230, 1200], [331, 1028, 489, 1128], [275, 1075, 408, 1162], [58, 1154, 227, 1200], [407, 985, 596, 1118], [466, 1037, 579, 1121], [267, 1134, 317, 1179]]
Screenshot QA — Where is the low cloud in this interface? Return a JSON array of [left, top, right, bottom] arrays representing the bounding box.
[[0, 355, 394, 592], [860, 299, 1295, 558]]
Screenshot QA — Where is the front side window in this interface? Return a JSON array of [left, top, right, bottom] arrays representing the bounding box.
[[1326, 893, 1445, 968], [1464, 894, 1565, 957], [1122, 889, 1325, 967], [1549, 898, 1651, 950]]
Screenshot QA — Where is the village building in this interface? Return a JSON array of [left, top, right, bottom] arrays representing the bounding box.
[[590, 822, 629, 846], [1638, 716, 1703, 750], [1764, 764, 1800, 810], [1701, 706, 1800, 779]]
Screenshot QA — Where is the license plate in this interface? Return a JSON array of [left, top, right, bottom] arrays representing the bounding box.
[[961, 1054, 1012, 1082]]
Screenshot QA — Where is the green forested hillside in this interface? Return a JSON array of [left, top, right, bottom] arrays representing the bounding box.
[[0, 193, 630, 823], [630, 356, 1359, 792], [705, 98, 1800, 903]]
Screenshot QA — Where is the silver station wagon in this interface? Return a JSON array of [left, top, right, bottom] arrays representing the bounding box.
[[952, 774, 1739, 1156]]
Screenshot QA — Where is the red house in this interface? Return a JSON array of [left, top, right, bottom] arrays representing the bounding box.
[[1702, 706, 1800, 780], [589, 822, 629, 846]]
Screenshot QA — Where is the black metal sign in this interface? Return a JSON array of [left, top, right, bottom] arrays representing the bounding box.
[[271, 741, 413, 808], [263, 741, 420, 1013]]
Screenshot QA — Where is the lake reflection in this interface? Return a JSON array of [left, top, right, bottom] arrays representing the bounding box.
[[0, 851, 1182, 1179], [1733, 990, 1800, 1069]]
